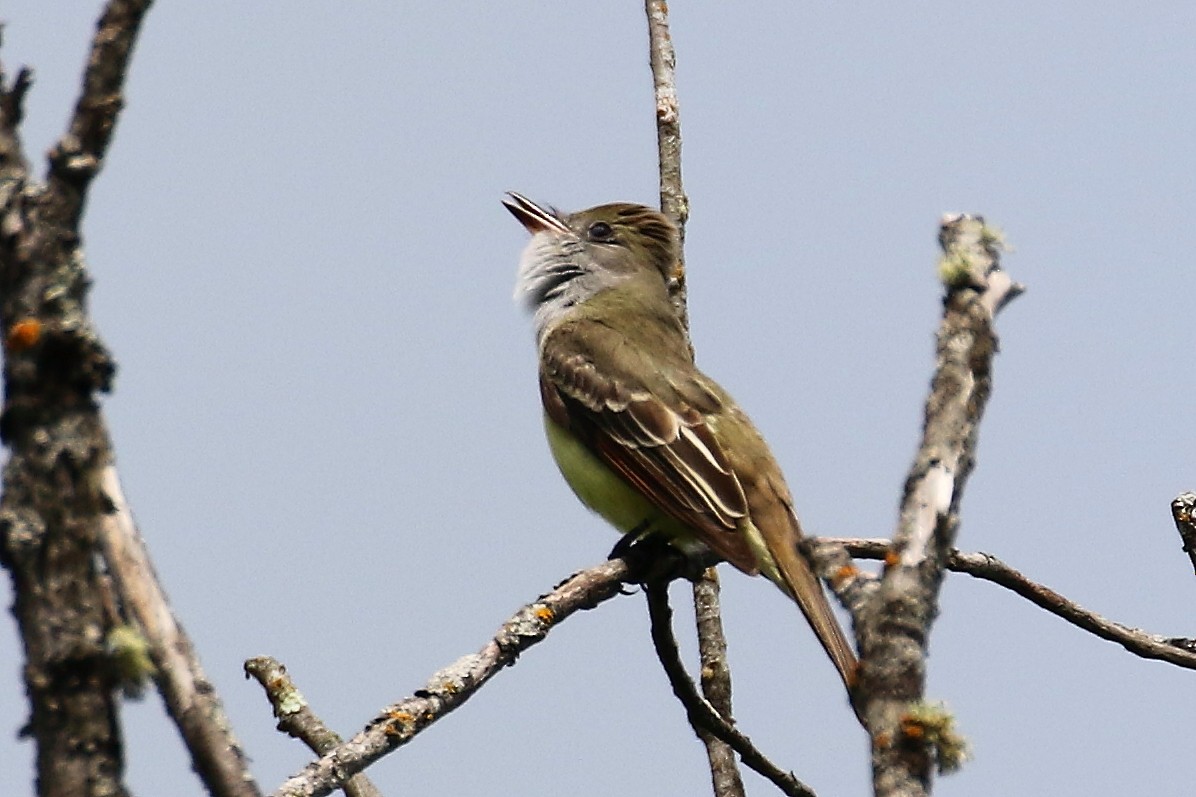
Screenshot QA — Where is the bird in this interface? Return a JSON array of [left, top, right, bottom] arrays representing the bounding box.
[[504, 191, 857, 694]]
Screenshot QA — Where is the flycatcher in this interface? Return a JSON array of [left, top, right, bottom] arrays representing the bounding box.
[[504, 192, 857, 692]]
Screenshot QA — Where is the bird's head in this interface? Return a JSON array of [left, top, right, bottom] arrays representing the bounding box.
[[504, 192, 679, 318]]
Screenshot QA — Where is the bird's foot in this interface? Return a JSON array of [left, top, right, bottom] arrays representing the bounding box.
[[609, 528, 715, 586]]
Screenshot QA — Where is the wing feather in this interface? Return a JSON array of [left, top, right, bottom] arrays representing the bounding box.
[[540, 343, 757, 571]]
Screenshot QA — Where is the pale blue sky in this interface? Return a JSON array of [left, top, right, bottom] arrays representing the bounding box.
[[3, 3, 1194, 795]]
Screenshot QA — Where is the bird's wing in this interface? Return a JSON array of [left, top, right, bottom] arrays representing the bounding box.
[[539, 328, 759, 572], [540, 318, 860, 695]]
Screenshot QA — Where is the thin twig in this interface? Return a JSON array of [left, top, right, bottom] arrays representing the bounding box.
[[644, 0, 689, 324], [817, 536, 1196, 669], [268, 557, 637, 797], [0, 66, 32, 128], [245, 657, 380, 797], [1170, 493, 1196, 577], [691, 570, 746, 797], [98, 467, 260, 797], [46, 0, 154, 221], [641, 6, 741, 789], [645, 582, 816, 797], [644, 6, 744, 793]]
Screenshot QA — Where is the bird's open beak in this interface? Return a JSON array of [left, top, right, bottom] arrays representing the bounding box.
[[503, 192, 571, 235]]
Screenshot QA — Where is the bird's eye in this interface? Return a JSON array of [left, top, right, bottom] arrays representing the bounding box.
[[587, 221, 614, 241]]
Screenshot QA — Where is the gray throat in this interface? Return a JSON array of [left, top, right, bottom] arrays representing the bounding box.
[[514, 233, 624, 343]]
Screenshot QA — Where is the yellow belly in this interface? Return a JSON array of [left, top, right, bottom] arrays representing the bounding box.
[[543, 414, 705, 555]]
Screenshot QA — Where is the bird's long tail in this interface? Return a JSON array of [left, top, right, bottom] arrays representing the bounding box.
[[768, 532, 858, 692]]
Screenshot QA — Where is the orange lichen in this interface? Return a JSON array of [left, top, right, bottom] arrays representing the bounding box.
[[832, 564, 858, 586], [6, 318, 42, 351], [533, 605, 555, 622], [883, 549, 900, 568], [899, 702, 970, 773], [899, 716, 926, 739]]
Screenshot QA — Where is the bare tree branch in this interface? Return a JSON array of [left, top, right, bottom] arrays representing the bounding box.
[[0, 5, 261, 797], [521, 52, 781, 775], [689, 572, 747, 797], [245, 657, 380, 797], [98, 468, 260, 797], [643, 7, 744, 794], [267, 557, 638, 797], [0, 25, 34, 169], [0, 4, 158, 796], [844, 215, 1022, 797], [46, 0, 153, 223], [644, 582, 815, 797], [645, 0, 689, 324], [816, 536, 1196, 670]]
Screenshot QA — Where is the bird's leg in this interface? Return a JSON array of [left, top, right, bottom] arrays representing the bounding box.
[[608, 518, 656, 559], [609, 520, 715, 585]]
